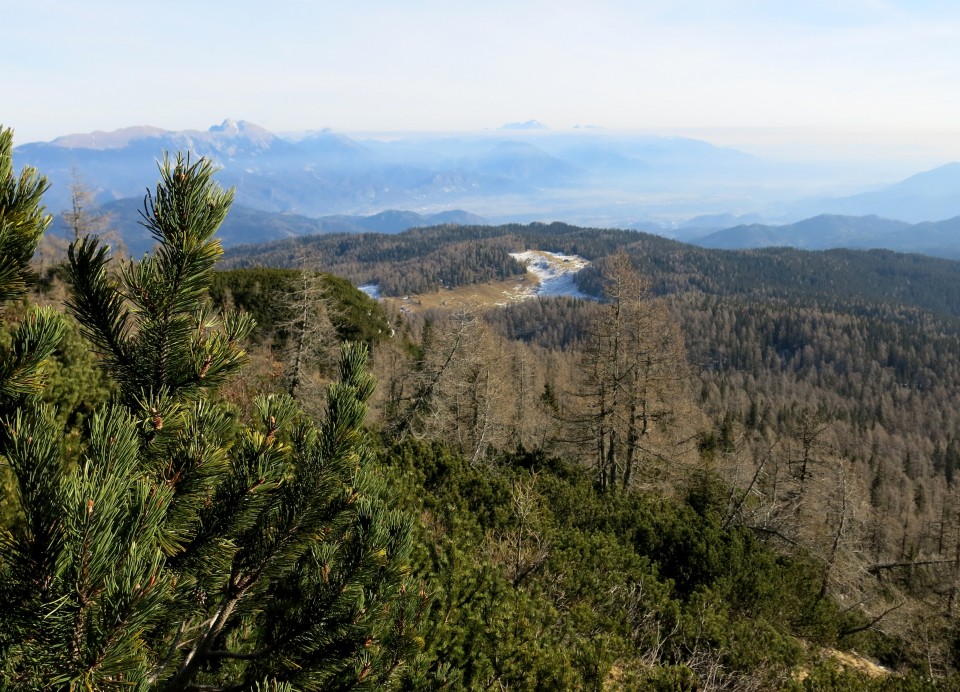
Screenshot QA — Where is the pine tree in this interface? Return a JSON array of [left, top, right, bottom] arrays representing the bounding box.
[[0, 148, 422, 689]]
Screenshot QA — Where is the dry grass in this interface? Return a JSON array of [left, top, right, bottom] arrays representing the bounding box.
[[828, 649, 890, 678], [793, 646, 892, 684], [382, 273, 540, 314]]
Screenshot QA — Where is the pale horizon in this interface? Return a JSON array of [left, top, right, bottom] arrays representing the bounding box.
[[7, 0, 960, 167]]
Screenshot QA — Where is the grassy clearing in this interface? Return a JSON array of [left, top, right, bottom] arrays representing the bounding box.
[[382, 272, 540, 313]]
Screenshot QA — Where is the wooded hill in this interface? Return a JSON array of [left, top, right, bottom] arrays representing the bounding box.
[[222, 222, 960, 317]]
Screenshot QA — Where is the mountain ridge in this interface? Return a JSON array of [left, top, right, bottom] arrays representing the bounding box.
[[47, 199, 489, 256], [799, 162, 960, 222], [690, 213, 960, 258]]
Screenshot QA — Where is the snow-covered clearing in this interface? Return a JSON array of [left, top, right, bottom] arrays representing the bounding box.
[[358, 284, 381, 300], [501, 250, 590, 304], [361, 251, 590, 311]]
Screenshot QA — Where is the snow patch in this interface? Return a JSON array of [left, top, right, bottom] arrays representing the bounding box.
[[503, 250, 590, 304], [357, 284, 381, 300]]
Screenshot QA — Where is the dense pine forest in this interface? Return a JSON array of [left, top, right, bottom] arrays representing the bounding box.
[[5, 129, 960, 689]]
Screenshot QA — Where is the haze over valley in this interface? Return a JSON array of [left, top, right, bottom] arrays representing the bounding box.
[[19, 118, 960, 258]]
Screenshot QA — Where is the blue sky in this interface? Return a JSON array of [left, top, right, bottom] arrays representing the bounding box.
[[7, 0, 960, 158]]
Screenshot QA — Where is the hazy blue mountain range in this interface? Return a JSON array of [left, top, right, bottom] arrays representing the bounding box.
[[689, 213, 960, 259], [16, 119, 960, 258], [680, 213, 767, 229], [500, 120, 549, 130], [15, 119, 768, 222], [802, 163, 960, 223], [48, 198, 488, 256]]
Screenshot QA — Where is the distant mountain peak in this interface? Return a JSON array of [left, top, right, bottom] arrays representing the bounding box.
[[500, 120, 548, 131], [209, 118, 241, 135], [207, 119, 271, 138]]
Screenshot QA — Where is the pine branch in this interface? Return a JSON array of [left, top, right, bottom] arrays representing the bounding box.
[[65, 237, 132, 375], [0, 306, 65, 404]]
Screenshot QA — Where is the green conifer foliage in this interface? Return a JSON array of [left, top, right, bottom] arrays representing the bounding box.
[[0, 126, 65, 417], [0, 125, 67, 539], [0, 149, 419, 689]]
